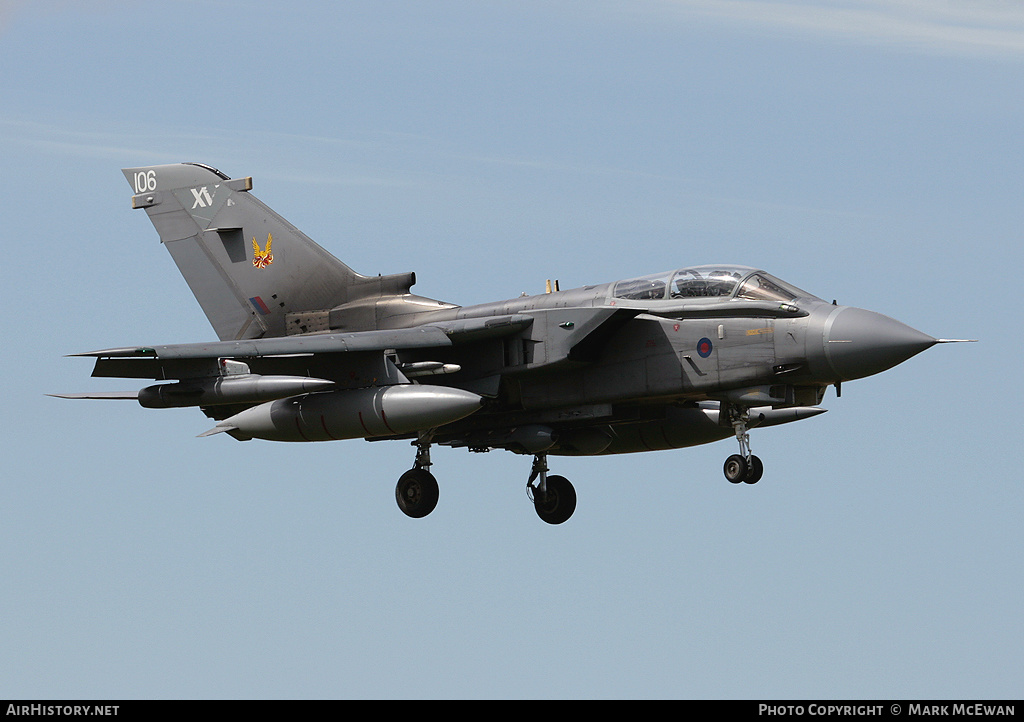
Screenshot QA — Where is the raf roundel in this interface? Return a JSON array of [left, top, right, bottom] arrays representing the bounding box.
[[697, 337, 713, 358]]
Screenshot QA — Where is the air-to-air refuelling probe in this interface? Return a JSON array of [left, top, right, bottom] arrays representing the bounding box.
[[57, 163, 973, 524]]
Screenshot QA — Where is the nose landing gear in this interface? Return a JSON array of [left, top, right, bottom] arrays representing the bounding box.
[[723, 406, 764, 485]]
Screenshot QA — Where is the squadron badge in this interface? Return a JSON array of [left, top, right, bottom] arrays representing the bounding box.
[[252, 233, 274, 269]]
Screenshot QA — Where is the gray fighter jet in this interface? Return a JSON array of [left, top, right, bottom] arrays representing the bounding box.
[[57, 163, 973, 524]]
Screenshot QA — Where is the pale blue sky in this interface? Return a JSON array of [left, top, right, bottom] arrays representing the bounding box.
[[1, 0, 1020, 698]]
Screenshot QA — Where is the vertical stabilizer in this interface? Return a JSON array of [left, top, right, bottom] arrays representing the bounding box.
[[123, 163, 402, 340]]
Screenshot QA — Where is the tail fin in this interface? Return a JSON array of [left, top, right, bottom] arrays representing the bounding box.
[[122, 163, 415, 340]]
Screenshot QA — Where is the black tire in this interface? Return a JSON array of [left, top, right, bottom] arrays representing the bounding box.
[[534, 475, 576, 525], [395, 468, 439, 518], [724, 454, 748, 483], [743, 455, 764, 484]]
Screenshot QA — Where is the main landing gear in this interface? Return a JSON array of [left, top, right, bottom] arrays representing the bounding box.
[[395, 441, 578, 524], [395, 437, 439, 519], [526, 453, 577, 525], [723, 406, 764, 485]]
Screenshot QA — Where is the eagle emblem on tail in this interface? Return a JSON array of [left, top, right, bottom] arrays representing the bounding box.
[[252, 233, 273, 269]]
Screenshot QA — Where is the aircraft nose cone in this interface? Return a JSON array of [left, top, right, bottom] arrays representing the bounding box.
[[823, 307, 936, 381]]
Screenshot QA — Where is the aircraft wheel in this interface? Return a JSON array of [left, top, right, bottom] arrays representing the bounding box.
[[724, 454, 748, 483], [396, 468, 439, 519], [534, 475, 576, 525], [743, 455, 764, 484]]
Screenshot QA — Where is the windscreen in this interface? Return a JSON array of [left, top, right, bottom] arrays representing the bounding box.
[[737, 273, 819, 303]]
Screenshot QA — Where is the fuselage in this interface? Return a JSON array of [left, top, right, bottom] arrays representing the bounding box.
[[381, 265, 936, 407], [349, 264, 938, 456]]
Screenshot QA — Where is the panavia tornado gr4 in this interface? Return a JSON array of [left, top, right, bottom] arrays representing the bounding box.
[[57, 163, 973, 524]]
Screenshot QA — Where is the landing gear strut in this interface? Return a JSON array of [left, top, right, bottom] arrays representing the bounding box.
[[723, 406, 763, 485], [395, 436, 439, 518], [527, 453, 576, 524]]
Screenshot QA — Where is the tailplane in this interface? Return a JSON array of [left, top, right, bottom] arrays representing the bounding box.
[[123, 163, 417, 340]]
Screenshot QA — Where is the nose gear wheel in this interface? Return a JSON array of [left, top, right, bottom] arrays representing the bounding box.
[[723, 405, 764, 484]]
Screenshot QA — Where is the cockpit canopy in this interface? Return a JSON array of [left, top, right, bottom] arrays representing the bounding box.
[[612, 265, 819, 304]]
